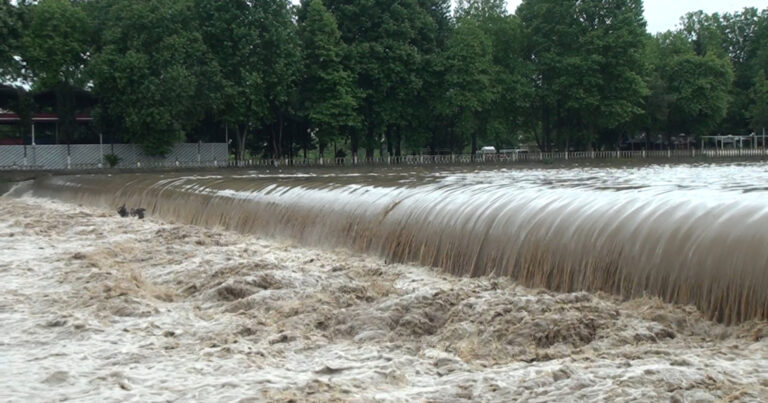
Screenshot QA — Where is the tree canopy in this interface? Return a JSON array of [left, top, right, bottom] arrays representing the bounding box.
[[2, 0, 767, 155]]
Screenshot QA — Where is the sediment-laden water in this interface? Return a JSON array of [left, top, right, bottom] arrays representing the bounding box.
[[1, 196, 767, 401], [14, 162, 768, 324]]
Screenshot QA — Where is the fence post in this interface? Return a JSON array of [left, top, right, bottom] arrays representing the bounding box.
[[99, 133, 104, 168]]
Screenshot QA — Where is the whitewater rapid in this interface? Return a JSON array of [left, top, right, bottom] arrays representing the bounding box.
[[1, 195, 767, 401], [17, 163, 768, 324]]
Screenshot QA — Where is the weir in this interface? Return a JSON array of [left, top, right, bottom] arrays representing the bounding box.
[[12, 165, 768, 324]]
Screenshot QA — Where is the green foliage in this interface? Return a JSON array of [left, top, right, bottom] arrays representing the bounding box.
[[442, 18, 494, 152], [195, 0, 299, 159], [21, 0, 90, 89], [8, 0, 768, 155], [20, 0, 91, 142], [325, 0, 433, 157], [0, 0, 22, 82], [103, 153, 120, 168], [665, 54, 733, 135], [519, 0, 648, 150], [750, 71, 768, 132], [90, 0, 221, 156], [297, 0, 358, 154]]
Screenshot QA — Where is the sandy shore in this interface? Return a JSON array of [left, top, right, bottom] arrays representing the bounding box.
[[1, 196, 767, 401]]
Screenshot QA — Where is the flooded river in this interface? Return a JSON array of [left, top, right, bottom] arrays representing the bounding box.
[[2, 163, 768, 400]]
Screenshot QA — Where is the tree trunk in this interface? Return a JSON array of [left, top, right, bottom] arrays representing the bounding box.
[[235, 124, 248, 161], [395, 126, 402, 157], [350, 128, 359, 160], [365, 123, 375, 161]]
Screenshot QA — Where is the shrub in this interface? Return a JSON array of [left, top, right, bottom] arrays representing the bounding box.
[[104, 153, 121, 168]]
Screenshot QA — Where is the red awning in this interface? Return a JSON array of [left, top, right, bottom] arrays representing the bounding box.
[[0, 113, 93, 123]]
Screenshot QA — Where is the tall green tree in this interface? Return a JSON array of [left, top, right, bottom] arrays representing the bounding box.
[[402, 0, 451, 155], [0, 0, 22, 82], [326, 0, 431, 159], [21, 0, 91, 142], [750, 71, 768, 133], [664, 53, 734, 135], [519, 0, 648, 150], [254, 0, 300, 158], [22, 0, 90, 89], [195, 0, 270, 160], [680, 11, 726, 57], [720, 8, 768, 133], [90, 0, 221, 155], [441, 17, 495, 153], [456, 0, 532, 150], [297, 0, 358, 158]]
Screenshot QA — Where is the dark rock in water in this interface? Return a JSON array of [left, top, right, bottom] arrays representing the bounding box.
[[117, 204, 129, 218], [117, 204, 146, 219]]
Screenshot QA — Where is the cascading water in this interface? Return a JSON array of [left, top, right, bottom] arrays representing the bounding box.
[[14, 163, 768, 324]]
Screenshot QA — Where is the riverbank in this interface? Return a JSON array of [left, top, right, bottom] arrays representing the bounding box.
[[1, 196, 767, 401]]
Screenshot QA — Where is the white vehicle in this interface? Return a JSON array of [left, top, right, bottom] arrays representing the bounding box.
[[477, 146, 497, 155]]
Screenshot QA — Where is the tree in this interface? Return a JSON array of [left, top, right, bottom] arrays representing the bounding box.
[[441, 17, 495, 153], [195, 0, 267, 160], [0, 0, 22, 82], [326, 0, 431, 159], [21, 0, 91, 142], [456, 0, 532, 150], [680, 11, 726, 57], [664, 54, 734, 135], [583, 0, 649, 146], [519, 0, 648, 150], [402, 0, 452, 155], [719, 8, 768, 134], [297, 0, 358, 158], [253, 0, 300, 159], [90, 0, 221, 155], [750, 70, 768, 133]]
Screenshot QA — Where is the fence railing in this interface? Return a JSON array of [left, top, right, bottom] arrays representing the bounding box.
[[0, 143, 228, 170], [3, 145, 767, 171], [227, 148, 768, 168]]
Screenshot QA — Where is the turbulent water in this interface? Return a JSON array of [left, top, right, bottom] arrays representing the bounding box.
[[4, 163, 768, 400], [15, 162, 768, 324], [2, 196, 768, 401]]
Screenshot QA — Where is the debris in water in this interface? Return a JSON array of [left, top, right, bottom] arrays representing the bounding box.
[[117, 204, 128, 217]]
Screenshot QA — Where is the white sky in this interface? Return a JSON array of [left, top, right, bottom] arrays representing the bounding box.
[[504, 0, 768, 33]]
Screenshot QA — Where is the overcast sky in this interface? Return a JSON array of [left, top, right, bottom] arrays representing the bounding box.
[[505, 0, 768, 33]]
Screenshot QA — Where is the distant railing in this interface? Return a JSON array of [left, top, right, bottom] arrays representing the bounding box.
[[227, 148, 768, 168], [3, 145, 767, 171]]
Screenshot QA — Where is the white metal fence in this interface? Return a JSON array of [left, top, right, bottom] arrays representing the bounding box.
[[0, 143, 228, 170], [229, 148, 768, 168], [3, 145, 766, 171]]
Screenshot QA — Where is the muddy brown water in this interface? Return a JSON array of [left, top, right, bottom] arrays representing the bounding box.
[[9, 162, 768, 324]]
